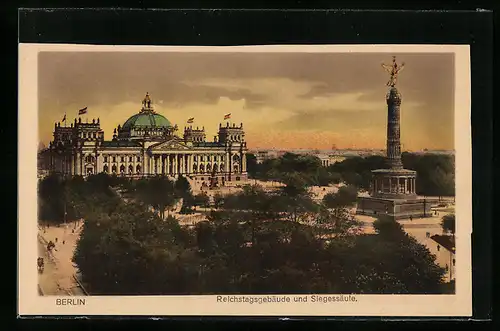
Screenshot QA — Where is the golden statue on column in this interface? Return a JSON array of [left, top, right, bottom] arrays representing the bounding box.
[[381, 56, 405, 87]]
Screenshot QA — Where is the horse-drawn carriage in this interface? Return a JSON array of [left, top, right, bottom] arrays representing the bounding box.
[[37, 257, 44, 272]]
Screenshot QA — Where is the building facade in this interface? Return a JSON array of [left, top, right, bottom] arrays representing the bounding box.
[[40, 93, 248, 183]]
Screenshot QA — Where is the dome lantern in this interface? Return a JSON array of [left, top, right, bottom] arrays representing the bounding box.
[[142, 92, 153, 112], [119, 93, 174, 140]]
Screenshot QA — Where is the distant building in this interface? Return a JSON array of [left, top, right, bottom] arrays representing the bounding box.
[[413, 150, 455, 156], [317, 154, 331, 167], [317, 154, 346, 167], [430, 234, 456, 282]]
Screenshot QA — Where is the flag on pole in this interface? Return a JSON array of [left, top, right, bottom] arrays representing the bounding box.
[[78, 107, 88, 115], [62, 114, 66, 122], [224, 113, 231, 120], [187, 117, 194, 123]]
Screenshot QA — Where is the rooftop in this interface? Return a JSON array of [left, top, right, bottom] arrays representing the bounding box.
[[430, 234, 456, 253]]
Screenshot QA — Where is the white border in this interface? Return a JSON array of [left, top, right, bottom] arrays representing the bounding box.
[[18, 44, 472, 316]]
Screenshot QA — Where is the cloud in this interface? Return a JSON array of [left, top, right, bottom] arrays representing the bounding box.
[[38, 51, 454, 150]]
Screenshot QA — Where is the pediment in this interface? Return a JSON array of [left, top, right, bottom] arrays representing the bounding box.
[[150, 139, 191, 151]]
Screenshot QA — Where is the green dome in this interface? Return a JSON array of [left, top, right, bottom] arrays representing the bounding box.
[[122, 112, 172, 130]]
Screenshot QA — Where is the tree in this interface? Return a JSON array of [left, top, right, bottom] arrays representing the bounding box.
[[440, 214, 456, 237], [246, 153, 258, 178], [341, 172, 363, 188], [175, 174, 192, 197], [275, 173, 319, 223], [322, 185, 358, 209], [194, 193, 210, 208], [313, 206, 363, 238], [38, 174, 81, 225], [347, 216, 448, 293], [402, 153, 455, 197], [134, 177, 179, 219], [73, 201, 195, 295], [429, 167, 455, 198], [213, 193, 225, 209], [70, 163, 451, 295]]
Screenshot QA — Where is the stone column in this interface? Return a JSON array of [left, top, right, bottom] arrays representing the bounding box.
[[388, 177, 392, 193], [96, 153, 101, 174], [125, 155, 129, 176], [165, 154, 170, 176], [70, 154, 75, 175], [187, 154, 192, 175], [225, 152, 230, 174], [76, 152, 81, 176], [159, 155, 164, 175], [404, 178, 408, 194], [242, 152, 247, 173], [172, 154, 177, 175], [176, 154, 180, 174]]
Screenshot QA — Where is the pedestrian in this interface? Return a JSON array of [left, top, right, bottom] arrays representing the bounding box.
[[437, 244, 440, 251], [410, 215, 413, 221], [63, 240, 65, 245], [55, 237, 58, 243]]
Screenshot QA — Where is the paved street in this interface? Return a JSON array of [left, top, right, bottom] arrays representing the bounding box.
[[37, 221, 86, 296]]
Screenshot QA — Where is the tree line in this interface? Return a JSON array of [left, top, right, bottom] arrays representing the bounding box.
[[38, 172, 449, 295], [246, 152, 455, 197]]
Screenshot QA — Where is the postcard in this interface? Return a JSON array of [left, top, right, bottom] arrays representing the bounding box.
[[18, 44, 471, 316]]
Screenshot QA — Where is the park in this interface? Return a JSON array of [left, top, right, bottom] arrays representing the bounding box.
[[37, 151, 456, 296]]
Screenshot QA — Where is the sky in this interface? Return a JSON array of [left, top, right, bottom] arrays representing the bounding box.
[[38, 51, 455, 151]]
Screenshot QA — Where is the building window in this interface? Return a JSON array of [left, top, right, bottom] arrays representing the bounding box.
[[93, 132, 96, 138], [104, 156, 108, 163], [129, 156, 133, 162], [121, 157, 125, 162], [137, 156, 141, 162], [113, 156, 116, 163]]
